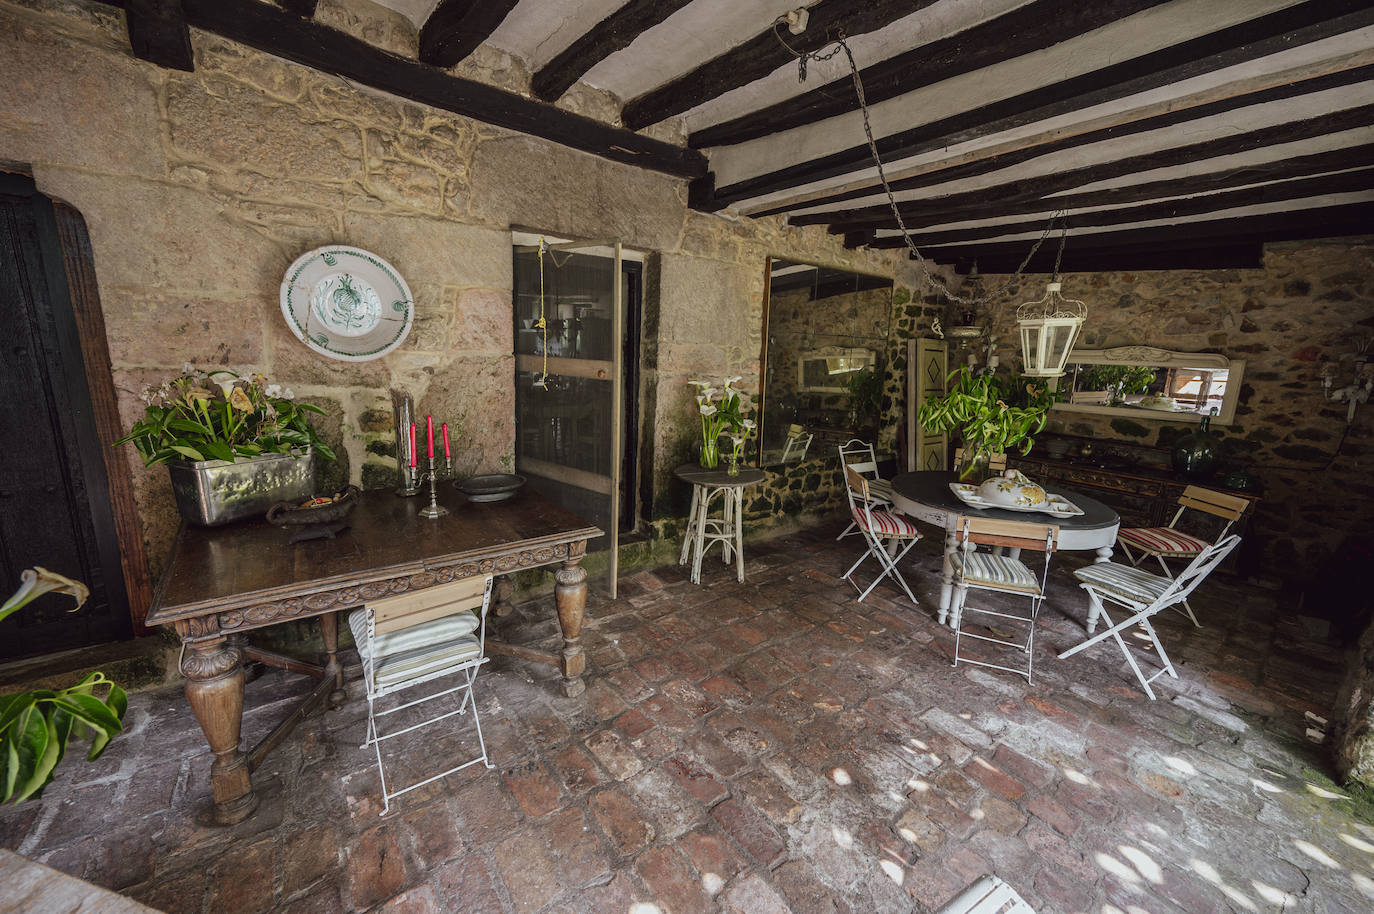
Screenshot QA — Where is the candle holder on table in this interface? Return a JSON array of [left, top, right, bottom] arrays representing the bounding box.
[[399, 412, 455, 519], [409, 456, 453, 519]]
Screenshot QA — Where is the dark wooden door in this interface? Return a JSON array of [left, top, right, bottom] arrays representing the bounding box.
[[0, 174, 131, 658]]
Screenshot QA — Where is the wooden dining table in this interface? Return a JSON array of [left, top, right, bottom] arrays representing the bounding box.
[[146, 485, 601, 824], [889, 471, 1120, 624]]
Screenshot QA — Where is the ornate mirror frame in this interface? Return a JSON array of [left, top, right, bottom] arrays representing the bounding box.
[[1052, 346, 1246, 425]]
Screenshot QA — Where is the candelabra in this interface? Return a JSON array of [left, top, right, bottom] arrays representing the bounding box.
[[409, 454, 453, 519]]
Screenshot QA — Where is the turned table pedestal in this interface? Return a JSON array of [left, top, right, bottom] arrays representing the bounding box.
[[147, 486, 601, 824]]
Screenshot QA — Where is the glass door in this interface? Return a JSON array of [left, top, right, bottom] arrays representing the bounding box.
[[512, 238, 624, 596]]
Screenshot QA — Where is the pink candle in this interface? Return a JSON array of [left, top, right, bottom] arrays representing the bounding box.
[[408, 423, 417, 468], [441, 423, 451, 459], [426, 414, 434, 459]]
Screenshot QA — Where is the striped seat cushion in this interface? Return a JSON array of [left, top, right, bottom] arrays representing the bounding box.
[[853, 507, 919, 538], [1073, 562, 1172, 604], [951, 552, 1041, 594], [867, 478, 894, 503], [1117, 526, 1209, 557], [348, 608, 483, 690]]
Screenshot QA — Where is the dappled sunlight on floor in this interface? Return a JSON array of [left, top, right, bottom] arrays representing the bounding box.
[[0, 519, 1370, 913]]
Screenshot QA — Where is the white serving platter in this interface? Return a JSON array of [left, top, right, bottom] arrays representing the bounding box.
[[949, 483, 1085, 517]]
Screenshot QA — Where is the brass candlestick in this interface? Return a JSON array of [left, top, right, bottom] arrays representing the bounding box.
[[414, 454, 452, 519]]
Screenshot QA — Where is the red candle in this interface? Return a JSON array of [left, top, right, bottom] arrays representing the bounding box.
[[441, 423, 451, 459], [426, 414, 434, 459], [408, 423, 417, 468]]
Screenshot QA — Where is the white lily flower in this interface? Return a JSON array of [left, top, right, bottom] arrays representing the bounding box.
[[730, 435, 744, 447], [699, 404, 718, 417], [742, 419, 756, 429], [701, 386, 719, 401], [282, 388, 296, 400], [687, 379, 710, 388], [216, 378, 236, 397], [724, 376, 742, 387], [264, 384, 283, 398]]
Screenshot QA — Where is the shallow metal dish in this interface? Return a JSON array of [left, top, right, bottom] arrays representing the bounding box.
[[455, 473, 526, 502]]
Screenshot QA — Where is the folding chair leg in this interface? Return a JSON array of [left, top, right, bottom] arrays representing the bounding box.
[[1153, 555, 1200, 627], [836, 521, 858, 541], [854, 536, 918, 603]]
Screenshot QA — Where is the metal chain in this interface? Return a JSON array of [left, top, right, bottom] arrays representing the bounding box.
[[770, 24, 1064, 307]]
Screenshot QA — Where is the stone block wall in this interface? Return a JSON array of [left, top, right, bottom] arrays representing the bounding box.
[[939, 240, 1374, 590], [0, 0, 934, 587]]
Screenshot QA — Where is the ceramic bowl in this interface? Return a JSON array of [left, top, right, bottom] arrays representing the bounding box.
[[974, 470, 1048, 508]]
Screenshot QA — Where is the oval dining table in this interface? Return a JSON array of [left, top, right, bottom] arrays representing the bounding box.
[[889, 471, 1121, 625]]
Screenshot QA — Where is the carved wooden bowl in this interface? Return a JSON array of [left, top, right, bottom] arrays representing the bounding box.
[[265, 485, 361, 526]]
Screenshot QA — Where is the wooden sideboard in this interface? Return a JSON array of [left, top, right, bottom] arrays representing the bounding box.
[[1008, 453, 1261, 575]]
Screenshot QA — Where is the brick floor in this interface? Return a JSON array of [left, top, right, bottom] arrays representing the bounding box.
[[3, 522, 1373, 913]]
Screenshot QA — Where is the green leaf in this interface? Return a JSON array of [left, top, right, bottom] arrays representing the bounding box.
[[3, 739, 17, 803], [201, 441, 235, 463], [168, 418, 213, 436], [52, 693, 122, 736], [0, 694, 34, 735], [11, 707, 55, 803], [170, 445, 205, 462]]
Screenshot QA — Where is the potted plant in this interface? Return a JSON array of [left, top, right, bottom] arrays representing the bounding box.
[[117, 365, 336, 525], [918, 367, 1056, 483], [688, 377, 755, 471], [1, 569, 126, 804], [844, 367, 883, 435]]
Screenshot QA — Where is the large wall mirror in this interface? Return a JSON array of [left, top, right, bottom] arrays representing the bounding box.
[[759, 258, 894, 467], [1054, 346, 1247, 425]]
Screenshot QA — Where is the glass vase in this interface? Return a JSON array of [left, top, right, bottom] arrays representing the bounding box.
[[699, 438, 720, 469], [955, 447, 992, 485], [726, 451, 740, 476], [1171, 412, 1219, 479]]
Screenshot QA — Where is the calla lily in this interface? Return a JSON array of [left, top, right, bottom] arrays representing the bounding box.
[[1, 567, 89, 624], [724, 376, 742, 388], [688, 379, 711, 388], [699, 404, 718, 417], [700, 387, 720, 401], [742, 419, 756, 429]]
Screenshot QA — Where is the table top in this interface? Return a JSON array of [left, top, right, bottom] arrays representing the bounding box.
[[148, 486, 602, 625], [675, 464, 766, 487], [890, 471, 1120, 532]]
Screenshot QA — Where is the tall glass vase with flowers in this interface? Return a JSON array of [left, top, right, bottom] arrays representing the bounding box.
[[688, 377, 755, 470]]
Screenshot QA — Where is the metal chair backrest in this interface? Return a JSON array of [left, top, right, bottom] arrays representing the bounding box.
[[954, 516, 1059, 554], [1150, 534, 1241, 609], [1170, 486, 1249, 539], [783, 425, 813, 462], [364, 576, 493, 690], [953, 448, 1009, 473], [844, 462, 872, 506], [838, 438, 880, 477]]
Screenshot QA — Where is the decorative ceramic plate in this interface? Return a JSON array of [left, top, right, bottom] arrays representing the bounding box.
[[949, 484, 1085, 517], [455, 474, 526, 503], [280, 246, 413, 361]]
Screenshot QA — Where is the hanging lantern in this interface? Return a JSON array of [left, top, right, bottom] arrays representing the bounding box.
[[1016, 281, 1087, 377]]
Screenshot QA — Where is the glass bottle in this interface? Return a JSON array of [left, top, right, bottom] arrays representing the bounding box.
[[1171, 408, 1219, 478]]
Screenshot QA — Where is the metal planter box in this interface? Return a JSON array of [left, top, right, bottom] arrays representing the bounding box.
[[167, 449, 315, 526]]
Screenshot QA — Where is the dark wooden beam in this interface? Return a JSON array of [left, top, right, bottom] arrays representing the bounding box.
[[705, 0, 1374, 208], [94, 0, 704, 180], [277, 0, 317, 18], [532, 0, 694, 102], [866, 166, 1374, 249], [419, 0, 521, 69], [842, 230, 874, 250], [912, 203, 1374, 271], [747, 63, 1374, 218], [621, 0, 939, 131], [124, 0, 194, 71], [689, 0, 1170, 149], [950, 243, 1266, 274], [808, 103, 1374, 231]]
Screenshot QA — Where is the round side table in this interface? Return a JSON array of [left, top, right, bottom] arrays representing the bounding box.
[[675, 464, 766, 585]]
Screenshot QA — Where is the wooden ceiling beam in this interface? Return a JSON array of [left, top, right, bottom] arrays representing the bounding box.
[[865, 165, 1374, 248], [689, 0, 1170, 150], [418, 0, 520, 69], [277, 0, 317, 18], [621, 0, 938, 131], [807, 103, 1374, 231], [93, 0, 704, 179], [531, 0, 694, 102], [949, 244, 1267, 274], [748, 62, 1374, 218], [702, 0, 1374, 209], [123, 0, 194, 71]]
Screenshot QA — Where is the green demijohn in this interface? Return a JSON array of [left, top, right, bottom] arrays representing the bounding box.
[[1171, 408, 1219, 478]]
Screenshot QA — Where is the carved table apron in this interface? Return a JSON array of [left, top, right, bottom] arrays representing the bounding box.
[[147, 486, 602, 824]]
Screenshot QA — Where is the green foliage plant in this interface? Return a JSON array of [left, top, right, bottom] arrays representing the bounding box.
[[116, 364, 336, 467], [918, 367, 1054, 481], [0, 569, 127, 804], [1082, 364, 1156, 405], [844, 368, 884, 425]]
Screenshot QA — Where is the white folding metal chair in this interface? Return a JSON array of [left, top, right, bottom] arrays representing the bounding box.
[[1057, 535, 1240, 699], [949, 516, 1058, 684], [782, 424, 814, 462], [348, 575, 495, 814], [835, 438, 894, 541], [1116, 485, 1249, 627], [841, 464, 921, 603]]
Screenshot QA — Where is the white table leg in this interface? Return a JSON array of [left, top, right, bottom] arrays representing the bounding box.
[[691, 488, 708, 585], [679, 485, 700, 566], [1094, 545, 1114, 564], [733, 488, 745, 583], [938, 525, 957, 626]]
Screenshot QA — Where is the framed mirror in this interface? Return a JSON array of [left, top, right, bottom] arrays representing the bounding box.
[[1053, 346, 1247, 425], [758, 258, 894, 467]]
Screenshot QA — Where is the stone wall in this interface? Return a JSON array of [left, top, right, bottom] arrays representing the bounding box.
[[0, 0, 934, 587], [948, 240, 1374, 590]]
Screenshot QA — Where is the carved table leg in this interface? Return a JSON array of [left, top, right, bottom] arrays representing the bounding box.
[[555, 555, 588, 698], [493, 574, 516, 618], [318, 611, 345, 709], [938, 524, 958, 626], [180, 632, 257, 825], [1095, 544, 1115, 564]]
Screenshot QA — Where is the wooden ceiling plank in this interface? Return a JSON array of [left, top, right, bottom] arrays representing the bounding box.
[[749, 59, 1374, 218], [531, 0, 695, 102], [419, 0, 521, 69], [92, 0, 705, 179], [703, 0, 1374, 209], [621, 0, 940, 131], [689, 0, 1171, 150], [948, 244, 1266, 273], [124, 0, 194, 71], [277, 0, 317, 18], [864, 164, 1374, 247], [809, 102, 1374, 231]]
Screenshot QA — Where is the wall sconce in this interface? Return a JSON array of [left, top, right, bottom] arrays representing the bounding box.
[[1321, 336, 1373, 422]]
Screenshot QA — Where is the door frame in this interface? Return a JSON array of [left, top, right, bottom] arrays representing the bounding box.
[[3, 172, 152, 635]]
